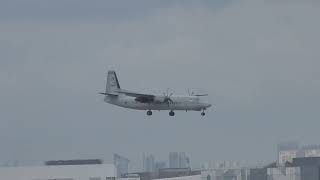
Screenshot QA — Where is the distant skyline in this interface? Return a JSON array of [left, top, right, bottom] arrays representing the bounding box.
[[1, 0, 320, 172]]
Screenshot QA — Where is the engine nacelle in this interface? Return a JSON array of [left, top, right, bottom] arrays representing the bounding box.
[[153, 96, 166, 103]]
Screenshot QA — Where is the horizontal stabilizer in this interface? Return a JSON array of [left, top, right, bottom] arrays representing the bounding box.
[[115, 89, 155, 98]]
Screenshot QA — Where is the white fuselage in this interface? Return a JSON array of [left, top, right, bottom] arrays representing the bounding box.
[[104, 94, 211, 111]]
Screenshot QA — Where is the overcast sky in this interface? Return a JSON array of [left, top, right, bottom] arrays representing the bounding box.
[[0, 0, 320, 170]]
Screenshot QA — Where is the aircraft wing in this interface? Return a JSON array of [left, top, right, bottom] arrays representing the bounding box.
[[116, 89, 155, 102], [193, 94, 208, 96]]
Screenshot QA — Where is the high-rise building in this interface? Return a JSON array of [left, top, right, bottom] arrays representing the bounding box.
[[179, 152, 190, 168], [279, 150, 298, 164], [169, 152, 190, 168], [114, 154, 130, 177], [277, 142, 299, 164], [169, 152, 180, 168], [143, 153, 155, 172]]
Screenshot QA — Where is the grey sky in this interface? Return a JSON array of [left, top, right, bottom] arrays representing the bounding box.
[[0, 0, 320, 170], [0, 0, 230, 22]]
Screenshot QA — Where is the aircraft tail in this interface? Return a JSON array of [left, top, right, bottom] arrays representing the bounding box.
[[105, 70, 121, 95]]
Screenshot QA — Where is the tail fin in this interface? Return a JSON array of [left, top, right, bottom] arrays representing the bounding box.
[[106, 70, 121, 94]]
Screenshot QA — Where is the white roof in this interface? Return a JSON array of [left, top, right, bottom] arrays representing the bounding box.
[[0, 164, 116, 180]]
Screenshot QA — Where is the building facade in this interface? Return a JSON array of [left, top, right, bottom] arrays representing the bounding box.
[[278, 150, 298, 165], [301, 145, 320, 158], [267, 167, 301, 180], [277, 142, 299, 165], [277, 143, 320, 165], [202, 168, 250, 180]]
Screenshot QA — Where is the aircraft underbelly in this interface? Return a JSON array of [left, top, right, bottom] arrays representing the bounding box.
[[123, 102, 200, 111], [108, 97, 203, 111]]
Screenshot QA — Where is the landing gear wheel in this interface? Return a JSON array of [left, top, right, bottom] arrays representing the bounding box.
[[169, 111, 175, 116], [201, 112, 206, 116], [147, 110, 152, 116]]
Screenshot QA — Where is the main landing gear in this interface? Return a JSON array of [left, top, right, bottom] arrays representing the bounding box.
[[147, 110, 152, 116], [169, 110, 175, 116], [146, 110, 175, 116], [147, 110, 205, 116], [201, 109, 206, 116]]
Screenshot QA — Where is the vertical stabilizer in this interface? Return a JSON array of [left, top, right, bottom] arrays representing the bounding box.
[[106, 70, 121, 94]]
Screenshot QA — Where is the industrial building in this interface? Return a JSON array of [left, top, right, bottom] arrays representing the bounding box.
[[250, 157, 320, 180], [202, 167, 250, 180], [277, 142, 320, 165], [123, 168, 200, 180]]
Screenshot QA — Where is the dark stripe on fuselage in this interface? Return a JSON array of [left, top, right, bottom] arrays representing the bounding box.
[[134, 96, 155, 103]]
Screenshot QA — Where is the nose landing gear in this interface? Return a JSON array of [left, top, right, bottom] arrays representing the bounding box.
[[169, 110, 175, 116], [147, 110, 152, 116], [201, 109, 206, 116]]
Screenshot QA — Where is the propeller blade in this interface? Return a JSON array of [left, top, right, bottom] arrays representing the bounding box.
[[162, 88, 174, 106]]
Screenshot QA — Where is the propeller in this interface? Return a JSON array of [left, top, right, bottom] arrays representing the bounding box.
[[187, 88, 195, 96], [163, 88, 174, 105]]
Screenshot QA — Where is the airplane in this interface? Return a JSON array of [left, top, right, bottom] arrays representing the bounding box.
[[100, 71, 212, 116]]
